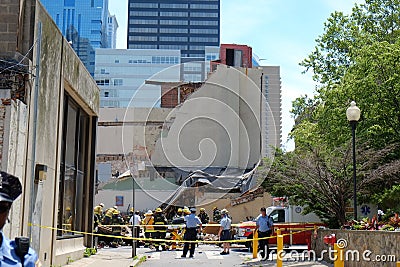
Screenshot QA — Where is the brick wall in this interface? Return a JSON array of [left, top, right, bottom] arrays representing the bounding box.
[[0, 105, 6, 165], [0, 0, 19, 53]]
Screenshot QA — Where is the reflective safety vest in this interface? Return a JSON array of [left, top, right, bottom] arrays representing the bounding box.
[[153, 214, 168, 232], [142, 215, 154, 232]]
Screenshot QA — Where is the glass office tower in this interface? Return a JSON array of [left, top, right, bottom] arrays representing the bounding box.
[[41, 0, 112, 76], [127, 0, 220, 81]]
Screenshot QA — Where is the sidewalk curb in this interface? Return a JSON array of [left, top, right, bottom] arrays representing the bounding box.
[[130, 254, 146, 267]]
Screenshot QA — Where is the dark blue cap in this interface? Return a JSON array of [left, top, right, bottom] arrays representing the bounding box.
[[0, 171, 22, 202]]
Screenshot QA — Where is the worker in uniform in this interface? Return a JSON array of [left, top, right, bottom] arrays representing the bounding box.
[[255, 207, 274, 260], [173, 208, 183, 220], [93, 203, 104, 229], [219, 209, 232, 255], [142, 210, 154, 248], [198, 208, 209, 224], [181, 207, 202, 258], [212, 206, 221, 223], [153, 208, 168, 251], [108, 209, 124, 247], [102, 206, 115, 225], [0, 171, 41, 266]]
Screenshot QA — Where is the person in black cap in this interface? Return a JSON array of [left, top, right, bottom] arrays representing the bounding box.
[[0, 171, 40, 266], [181, 207, 202, 258]]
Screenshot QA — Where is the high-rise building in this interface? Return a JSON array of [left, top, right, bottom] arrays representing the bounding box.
[[95, 48, 181, 107], [107, 14, 119, 49], [41, 0, 114, 75], [127, 0, 220, 81]]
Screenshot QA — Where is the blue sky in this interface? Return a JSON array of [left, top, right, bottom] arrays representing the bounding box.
[[108, 0, 363, 151]]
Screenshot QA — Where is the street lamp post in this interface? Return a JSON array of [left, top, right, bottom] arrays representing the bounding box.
[[132, 175, 136, 258], [346, 101, 361, 221]]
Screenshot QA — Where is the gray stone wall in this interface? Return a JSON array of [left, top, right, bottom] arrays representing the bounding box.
[[0, 0, 19, 53], [312, 229, 400, 267]]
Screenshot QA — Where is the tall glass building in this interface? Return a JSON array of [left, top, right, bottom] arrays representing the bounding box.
[[40, 0, 113, 76], [127, 0, 220, 81]]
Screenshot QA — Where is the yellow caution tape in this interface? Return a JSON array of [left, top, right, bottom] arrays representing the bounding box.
[[28, 223, 314, 244]]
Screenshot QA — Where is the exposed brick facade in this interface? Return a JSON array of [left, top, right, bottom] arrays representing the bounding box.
[[0, 105, 5, 165], [161, 82, 203, 108]]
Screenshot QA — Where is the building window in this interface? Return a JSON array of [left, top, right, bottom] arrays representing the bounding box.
[[115, 59, 120, 63], [130, 2, 158, 8], [190, 4, 218, 9], [159, 28, 188, 33], [130, 11, 158, 16], [160, 12, 188, 17], [159, 20, 188, 25], [113, 79, 123, 86], [129, 36, 158, 41], [64, 0, 75, 7], [129, 19, 158, 25], [160, 3, 188, 8], [159, 45, 187, 50], [190, 37, 219, 42], [96, 79, 110, 86], [190, 45, 205, 50], [190, 20, 218, 26], [104, 91, 109, 97], [129, 44, 158, 49], [130, 28, 158, 33], [159, 36, 188, 42], [190, 12, 218, 17], [57, 94, 91, 238], [151, 56, 180, 64], [190, 28, 218, 34]]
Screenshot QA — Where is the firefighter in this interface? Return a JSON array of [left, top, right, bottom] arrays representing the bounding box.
[[153, 207, 168, 251], [112, 209, 125, 225], [198, 208, 209, 224], [183, 207, 191, 216], [142, 209, 154, 248], [93, 203, 104, 229], [173, 208, 183, 220], [109, 209, 124, 247], [102, 206, 115, 225], [213, 206, 221, 223]]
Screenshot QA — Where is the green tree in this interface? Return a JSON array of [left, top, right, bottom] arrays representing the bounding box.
[[301, 0, 400, 87], [262, 0, 400, 227]]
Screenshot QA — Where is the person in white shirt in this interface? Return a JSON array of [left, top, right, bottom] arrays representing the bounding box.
[[129, 210, 142, 238]]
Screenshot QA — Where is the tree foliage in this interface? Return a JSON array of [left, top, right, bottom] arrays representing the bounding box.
[[261, 0, 400, 227]]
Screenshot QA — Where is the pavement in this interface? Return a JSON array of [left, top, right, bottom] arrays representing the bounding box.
[[63, 246, 141, 267], [64, 245, 333, 267]]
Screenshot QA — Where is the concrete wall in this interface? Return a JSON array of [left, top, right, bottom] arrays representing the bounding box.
[[97, 107, 171, 156], [151, 64, 273, 169], [32, 2, 99, 266], [0, 1, 99, 266], [312, 229, 400, 267]]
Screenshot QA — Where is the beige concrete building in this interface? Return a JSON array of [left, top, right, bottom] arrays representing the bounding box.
[[0, 0, 99, 266], [95, 63, 281, 210], [152, 64, 281, 171]]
